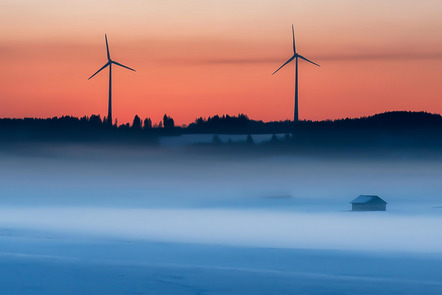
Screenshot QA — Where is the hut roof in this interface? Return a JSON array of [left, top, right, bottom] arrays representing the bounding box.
[[351, 195, 387, 204]]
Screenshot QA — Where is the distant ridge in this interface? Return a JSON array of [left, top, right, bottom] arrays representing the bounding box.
[[186, 111, 442, 134], [0, 111, 441, 146], [337, 111, 442, 128], [1, 111, 441, 131]]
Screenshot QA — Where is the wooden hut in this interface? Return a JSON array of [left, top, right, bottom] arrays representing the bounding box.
[[351, 195, 387, 211]]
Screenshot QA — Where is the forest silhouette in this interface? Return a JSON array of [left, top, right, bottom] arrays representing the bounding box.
[[1, 111, 441, 152]]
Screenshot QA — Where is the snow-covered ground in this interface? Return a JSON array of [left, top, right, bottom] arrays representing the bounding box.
[[1, 232, 442, 295], [0, 145, 441, 294]]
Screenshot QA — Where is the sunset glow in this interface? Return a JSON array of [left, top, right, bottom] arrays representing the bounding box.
[[1, 0, 441, 125]]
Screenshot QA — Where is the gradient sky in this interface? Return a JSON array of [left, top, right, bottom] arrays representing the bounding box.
[[1, 0, 441, 125]]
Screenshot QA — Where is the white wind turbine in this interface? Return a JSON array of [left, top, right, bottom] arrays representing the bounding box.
[[273, 25, 319, 122], [89, 34, 136, 126]]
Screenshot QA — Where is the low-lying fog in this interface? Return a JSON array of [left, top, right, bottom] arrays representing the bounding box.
[[1, 143, 441, 253]]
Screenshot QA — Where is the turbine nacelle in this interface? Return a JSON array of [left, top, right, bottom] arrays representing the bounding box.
[[272, 25, 320, 75], [272, 54, 320, 75], [88, 34, 136, 80]]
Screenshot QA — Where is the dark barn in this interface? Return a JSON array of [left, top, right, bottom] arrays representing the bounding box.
[[351, 195, 387, 211]]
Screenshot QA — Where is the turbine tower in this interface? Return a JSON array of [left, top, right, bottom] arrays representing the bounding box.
[[89, 34, 135, 126], [272, 25, 319, 122]]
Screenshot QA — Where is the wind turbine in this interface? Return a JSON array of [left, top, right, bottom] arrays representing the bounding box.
[[272, 25, 319, 122], [88, 34, 135, 126]]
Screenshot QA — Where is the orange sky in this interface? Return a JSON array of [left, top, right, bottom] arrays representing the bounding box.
[[1, 0, 441, 125]]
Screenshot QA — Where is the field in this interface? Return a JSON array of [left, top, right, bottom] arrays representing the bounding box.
[[1, 143, 441, 294]]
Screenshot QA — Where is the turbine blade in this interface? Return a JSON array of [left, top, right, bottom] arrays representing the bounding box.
[[292, 24, 296, 54], [88, 62, 110, 80], [272, 56, 295, 75], [105, 34, 110, 61], [298, 55, 320, 67], [112, 61, 136, 72]]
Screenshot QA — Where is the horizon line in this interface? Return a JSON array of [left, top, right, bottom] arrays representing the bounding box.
[[1, 110, 440, 125]]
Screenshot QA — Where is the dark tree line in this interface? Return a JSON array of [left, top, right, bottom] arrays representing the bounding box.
[[192, 114, 249, 128], [0, 113, 178, 143], [130, 114, 174, 129], [1, 111, 441, 149], [186, 111, 442, 134]]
